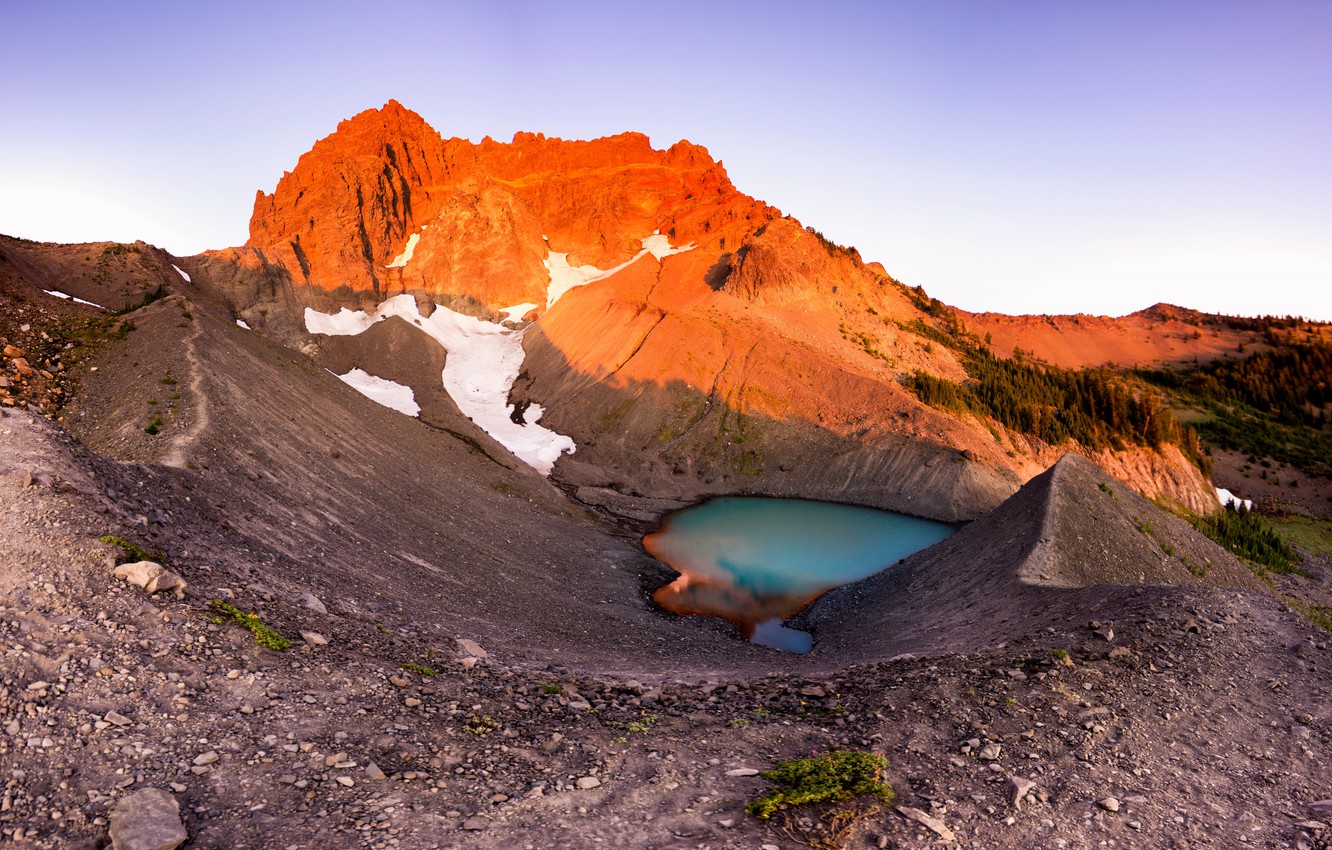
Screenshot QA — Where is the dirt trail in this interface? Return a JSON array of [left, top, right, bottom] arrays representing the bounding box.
[[161, 298, 210, 470]]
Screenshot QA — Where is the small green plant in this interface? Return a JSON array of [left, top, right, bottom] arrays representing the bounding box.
[[728, 717, 753, 728], [615, 713, 659, 734], [159, 371, 177, 385], [539, 684, 562, 694], [144, 416, 163, 435], [1098, 482, 1116, 497], [100, 534, 163, 564], [1135, 518, 1154, 535], [747, 751, 893, 849], [209, 600, 292, 650], [147, 398, 158, 405], [400, 662, 438, 677], [108, 319, 137, 339], [464, 715, 500, 735], [1161, 541, 1176, 556], [1050, 649, 1070, 662]]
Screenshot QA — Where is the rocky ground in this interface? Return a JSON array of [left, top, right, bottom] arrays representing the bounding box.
[[2, 245, 1331, 849], [2, 406, 1332, 850]]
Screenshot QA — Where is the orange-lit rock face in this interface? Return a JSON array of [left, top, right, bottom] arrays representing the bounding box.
[[243, 101, 762, 307]]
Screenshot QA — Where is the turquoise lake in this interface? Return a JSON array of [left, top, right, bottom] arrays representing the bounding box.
[[645, 497, 956, 652]]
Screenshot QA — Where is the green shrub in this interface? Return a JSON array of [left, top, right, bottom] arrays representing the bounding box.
[[747, 751, 893, 819], [747, 751, 893, 849]]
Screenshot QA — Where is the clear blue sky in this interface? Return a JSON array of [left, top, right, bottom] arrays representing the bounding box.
[[3, 1, 1329, 319]]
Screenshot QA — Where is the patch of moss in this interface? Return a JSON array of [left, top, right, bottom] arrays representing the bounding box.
[[100, 534, 163, 564], [209, 600, 292, 651], [400, 662, 438, 677], [747, 750, 893, 820]]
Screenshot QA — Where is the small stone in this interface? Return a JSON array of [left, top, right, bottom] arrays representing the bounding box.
[[364, 761, 387, 781], [105, 710, 133, 727], [461, 817, 488, 831], [299, 592, 328, 615], [978, 743, 1002, 761], [404, 697, 422, 707], [575, 776, 602, 790], [26, 681, 50, 692], [726, 767, 760, 777], [324, 752, 348, 767], [1309, 800, 1332, 816], [1099, 797, 1121, 812], [800, 685, 826, 698], [336, 776, 354, 787], [225, 670, 241, 680], [717, 818, 735, 828], [108, 788, 187, 850], [192, 751, 218, 766], [896, 806, 956, 843], [1010, 776, 1037, 809], [300, 631, 328, 647]]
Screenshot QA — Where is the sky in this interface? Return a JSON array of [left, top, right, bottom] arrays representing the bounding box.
[[2, 1, 1329, 320]]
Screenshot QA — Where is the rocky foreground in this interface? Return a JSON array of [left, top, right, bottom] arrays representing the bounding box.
[[2, 406, 1331, 850]]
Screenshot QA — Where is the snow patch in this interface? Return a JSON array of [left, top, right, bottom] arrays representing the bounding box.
[[499, 303, 538, 325], [171, 264, 191, 283], [306, 294, 576, 475], [42, 289, 104, 309], [304, 306, 381, 336], [236, 319, 251, 330], [337, 368, 420, 417], [1216, 487, 1254, 511], [642, 229, 695, 260], [543, 231, 695, 308], [385, 230, 424, 268]]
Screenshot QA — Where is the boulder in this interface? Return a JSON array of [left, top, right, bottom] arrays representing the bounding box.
[[109, 788, 187, 850], [112, 561, 187, 599]]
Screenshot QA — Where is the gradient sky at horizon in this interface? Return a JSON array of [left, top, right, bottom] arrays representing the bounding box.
[[2, 1, 1329, 319]]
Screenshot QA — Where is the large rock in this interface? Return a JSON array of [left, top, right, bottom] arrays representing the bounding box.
[[109, 788, 187, 850], [111, 561, 187, 599]]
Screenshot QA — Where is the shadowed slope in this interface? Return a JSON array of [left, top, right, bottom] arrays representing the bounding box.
[[800, 454, 1270, 662]]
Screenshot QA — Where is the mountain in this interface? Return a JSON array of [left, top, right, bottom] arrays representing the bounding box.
[[191, 101, 1231, 520], [2, 102, 1330, 850]]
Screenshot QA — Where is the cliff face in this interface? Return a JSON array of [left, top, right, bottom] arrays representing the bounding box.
[[195, 101, 1223, 520], [240, 101, 760, 309]]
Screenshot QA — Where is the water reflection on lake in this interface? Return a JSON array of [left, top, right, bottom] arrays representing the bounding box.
[[645, 497, 955, 652]]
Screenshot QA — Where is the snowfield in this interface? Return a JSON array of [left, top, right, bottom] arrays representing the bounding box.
[[543, 231, 693, 307], [1216, 487, 1255, 511], [305, 295, 575, 475], [336, 368, 420, 417], [304, 231, 692, 475]]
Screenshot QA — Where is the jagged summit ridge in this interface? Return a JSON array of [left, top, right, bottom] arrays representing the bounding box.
[[242, 101, 748, 308]]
